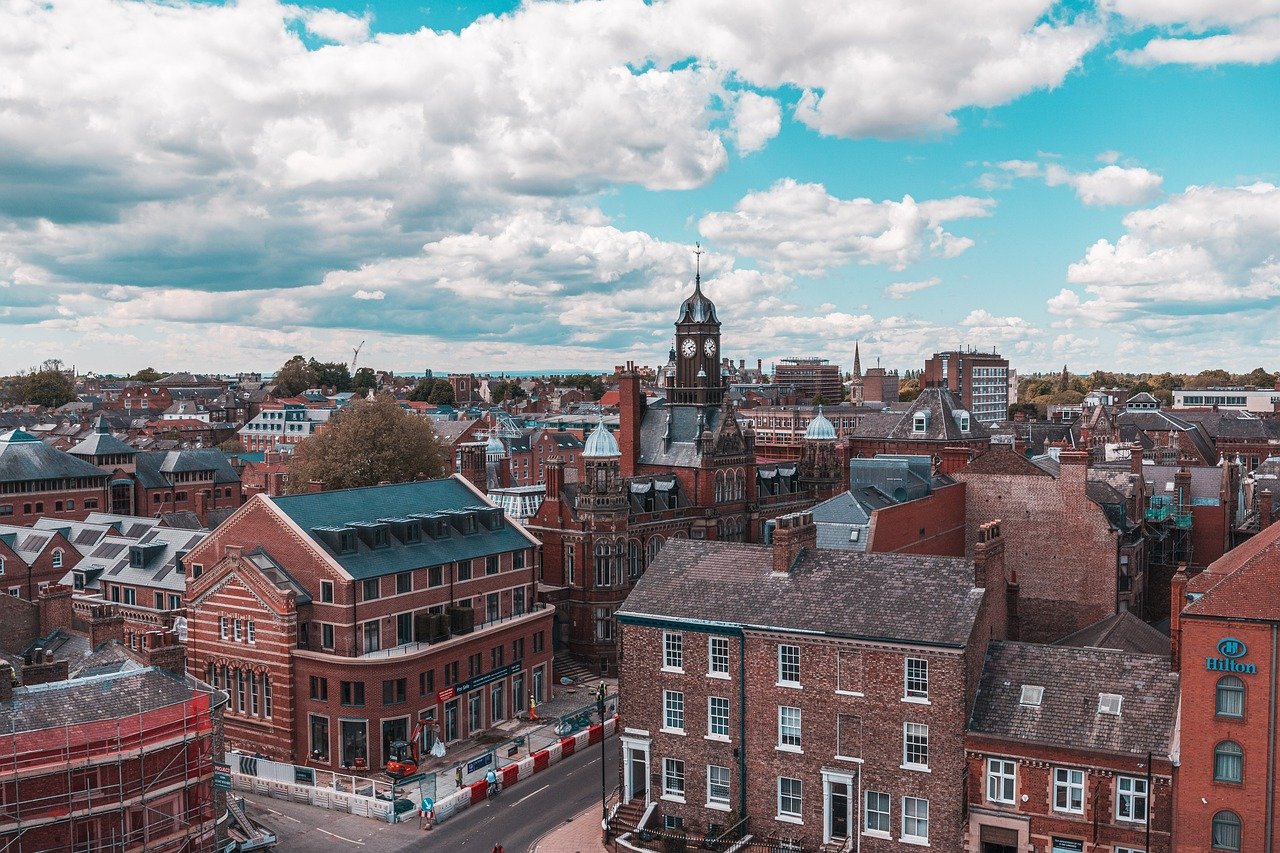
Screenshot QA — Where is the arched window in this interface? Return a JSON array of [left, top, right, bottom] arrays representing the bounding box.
[[594, 542, 611, 589], [1214, 741, 1243, 783], [1212, 810, 1242, 851], [564, 545, 575, 586], [628, 540, 642, 578], [714, 470, 725, 503], [646, 536, 664, 565], [735, 468, 746, 500], [51, 549, 63, 569], [1216, 676, 1244, 717], [614, 538, 626, 585]]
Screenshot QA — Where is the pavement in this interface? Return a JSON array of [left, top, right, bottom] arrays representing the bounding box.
[[242, 720, 620, 852], [531, 803, 612, 853]]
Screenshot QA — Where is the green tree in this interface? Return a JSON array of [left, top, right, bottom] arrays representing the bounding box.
[[490, 379, 528, 404], [131, 367, 163, 382], [427, 382, 455, 405], [1058, 365, 1069, 392], [218, 437, 246, 454], [310, 359, 353, 392], [811, 393, 830, 406], [352, 367, 378, 395], [273, 356, 317, 397], [898, 377, 920, 402], [286, 394, 450, 492], [23, 360, 76, 408]]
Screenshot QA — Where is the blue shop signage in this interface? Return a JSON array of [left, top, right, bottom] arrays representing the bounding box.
[[1207, 637, 1256, 674]]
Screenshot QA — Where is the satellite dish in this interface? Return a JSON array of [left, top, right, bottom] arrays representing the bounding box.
[[173, 616, 189, 642]]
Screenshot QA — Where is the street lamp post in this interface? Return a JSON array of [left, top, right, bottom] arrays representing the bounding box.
[[598, 680, 608, 839]]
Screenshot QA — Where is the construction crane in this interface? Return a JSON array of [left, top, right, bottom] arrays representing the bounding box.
[[350, 340, 365, 374]]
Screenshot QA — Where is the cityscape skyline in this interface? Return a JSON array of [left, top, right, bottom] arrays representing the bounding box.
[[2, 0, 1277, 375]]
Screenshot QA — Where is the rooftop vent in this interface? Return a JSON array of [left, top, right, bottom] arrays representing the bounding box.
[[1019, 685, 1044, 707], [1097, 693, 1123, 716]]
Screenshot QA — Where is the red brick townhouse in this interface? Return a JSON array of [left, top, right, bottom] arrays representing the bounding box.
[[614, 511, 1014, 850], [184, 476, 552, 771], [1172, 514, 1280, 852], [965, 641, 1178, 853], [0, 523, 80, 600]]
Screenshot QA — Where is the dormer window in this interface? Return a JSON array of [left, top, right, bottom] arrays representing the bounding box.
[[1097, 693, 1123, 716], [404, 524, 421, 544], [338, 531, 357, 554], [373, 528, 390, 549], [913, 412, 929, 433]]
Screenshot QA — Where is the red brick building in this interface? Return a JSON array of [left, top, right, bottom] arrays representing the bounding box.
[[0, 523, 80, 600], [1172, 516, 1280, 852], [0, 665, 222, 852], [184, 477, 553, 771], [965, 642, 1178, 853], [0, 428, 109, 525], [846, 388, 992, 471], [525, 275, 823, 669], [923, 349, 1010, 425], [955, 449, 1147, 642], [614, 512, 1013, 850]]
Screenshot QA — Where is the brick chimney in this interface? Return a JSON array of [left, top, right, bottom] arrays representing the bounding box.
[[0, 664, 13, 703], [618, 368, 643, 478], [88, 604, 125, 648], [940, 446, 971, 475], [1175, 467, 1193, 513], [270, 471, 286, 496], [1130, 441, 1144, 475], [21, 649, 69, 686], [1170, 562, 1189, 670], [457, 444, 486, 490], [307, 479, 326, 493], [195, 490, 210, 526], [1261, 489, 1274, 530], [144, 630, 187, 675], [973, 520, 1006, 589], [772, 512, 817, 574], [37, 583, 74, 637], [545, 457, 565, 501]]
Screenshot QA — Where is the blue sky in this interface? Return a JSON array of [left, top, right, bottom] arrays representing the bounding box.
[[1, 0, 1278, 376]]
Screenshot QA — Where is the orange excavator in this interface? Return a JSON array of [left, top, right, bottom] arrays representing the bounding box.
[[385, 722, 427, 780]]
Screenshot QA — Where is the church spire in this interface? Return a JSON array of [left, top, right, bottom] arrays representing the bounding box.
[[853, 341, 862, 380]]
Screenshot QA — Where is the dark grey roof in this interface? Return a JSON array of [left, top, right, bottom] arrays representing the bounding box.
[[1144, 464, 1224, 500], [810, 492, 870, 552], [853, 389, 990, 442], [1054, 611, 1170, 657], [618, 539, 986, 648], [969, 642, 1178, 756], [0, 429, 109, 484], [0, 668, 204, 731], [133, 449, 239, 489], [637, 404, 722, 468]]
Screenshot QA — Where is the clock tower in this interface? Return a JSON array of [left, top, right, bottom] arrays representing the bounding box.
[[670, 245, 723, 407]]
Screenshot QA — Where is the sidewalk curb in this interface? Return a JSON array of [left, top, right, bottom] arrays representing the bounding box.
[[530, 802, 609, 853]]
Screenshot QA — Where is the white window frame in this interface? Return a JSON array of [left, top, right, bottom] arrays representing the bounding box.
[[707, 765, 730, 809], [864, 790, 890, 836], [901, 796, 928, 844], [777, 777, 803, 823], [778, 706, 802, 752], [777, 644, 801, 687], [986, 758, 1016, 803], [708, 636, 730, 678], [246, 620, 256, 644], [219, 616, 228, 640], [904, 657, 929, 702], [1116, 775, 1148, 823], [1053, 767, 1085, 814], [663, 631, 683, 672], [663, 690, 685, 734], [707, 696, 730, 740], [233, 618, 242, 642], [662, 758, 685, 802], [902, 722, 929, 771]]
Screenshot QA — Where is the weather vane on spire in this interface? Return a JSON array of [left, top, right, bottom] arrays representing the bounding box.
[[694, 241, 704, 286]]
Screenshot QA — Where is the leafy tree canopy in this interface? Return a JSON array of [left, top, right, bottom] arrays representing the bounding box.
[[131, 367, 163, 382], [286, 394, 450, 493], [273, 355, 318, 397], [310, 359, 353, 392], [23, 359, 76, 408]]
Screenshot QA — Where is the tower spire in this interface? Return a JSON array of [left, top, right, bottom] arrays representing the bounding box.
[[853, 341, 862, 379], [694, 242, 704, 290]]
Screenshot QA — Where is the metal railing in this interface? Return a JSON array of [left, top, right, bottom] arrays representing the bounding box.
[[359, 604, 548, 659]]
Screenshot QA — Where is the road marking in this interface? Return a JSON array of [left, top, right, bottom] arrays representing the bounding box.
[[513, 784, 549, 807], [258, 805, 302, 823], [317, 828, 365, 845]]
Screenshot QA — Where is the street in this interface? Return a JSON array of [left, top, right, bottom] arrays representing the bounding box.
[[242, 736, 619, 852]]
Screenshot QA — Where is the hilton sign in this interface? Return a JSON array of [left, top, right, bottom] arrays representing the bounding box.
[[1206, 638, 1257, 674]]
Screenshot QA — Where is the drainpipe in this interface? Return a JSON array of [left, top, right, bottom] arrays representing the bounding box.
[[738, 631, 747, 823]]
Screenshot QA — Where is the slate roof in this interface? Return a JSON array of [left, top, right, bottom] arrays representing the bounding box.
[[430, 418, 482, 446], [618, 539, 986, 648], [1144, 464, 1223, 501], [133, 449, 239, 489], [852, 389, 991, 442], [963, 449, 1051, 476], [809, 491, 870, 552], [968, 641, 1179, 756], [0, 525, 59, 563], [637, 403, 723, 468], [0, 429, 109, 483], [270, 477, 537, 580], [0, 668, 203, 731], [1054, 611, 1170, 656]]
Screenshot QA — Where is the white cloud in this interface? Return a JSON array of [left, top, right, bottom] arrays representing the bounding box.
[[1051, 182, 1280, 325], [297, 8, 371, 45], [1112, 0, 1280, 65], [352, 289, 385, 300], [884, 277, 943, 299], [698, 180, 994, 275], [730, 91, 782, 155], [985, 157, 1163, 206]]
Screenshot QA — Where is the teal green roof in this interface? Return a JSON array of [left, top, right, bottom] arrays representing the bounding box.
[[271, 478, 532, 580]]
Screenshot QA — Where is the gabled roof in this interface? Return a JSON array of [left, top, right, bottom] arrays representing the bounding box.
[[853, 389, 990, 442], [618, 539, 986, 648], [269, 477, 537, 580], [963, 449, 1052, 476], [1184, 519, 1280, 621], [1054, 611, 1170, 657], [68, 415, 137, 459], [968, 641, 1178, 756], [133, 449, 239, 488]]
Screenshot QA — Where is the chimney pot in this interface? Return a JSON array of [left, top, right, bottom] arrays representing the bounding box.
[[771, 511, 816, 574]]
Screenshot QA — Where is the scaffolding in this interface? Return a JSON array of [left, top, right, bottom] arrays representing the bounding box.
[[0, 692, 217, 852], [1146, 493, 1193, 568]]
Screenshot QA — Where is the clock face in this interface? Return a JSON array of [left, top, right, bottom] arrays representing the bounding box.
[[703, 338, 717, 357], [681, 338, 697, 358]]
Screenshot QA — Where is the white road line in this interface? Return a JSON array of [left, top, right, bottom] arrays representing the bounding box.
[[317, 828, 365, 845], [513, 784, 549, 807], [259, 805, 302, 823]]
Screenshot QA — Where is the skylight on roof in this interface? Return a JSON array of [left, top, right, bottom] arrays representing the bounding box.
[[1098, 693, 1123, 716], [1019, 685, 1043, 706]]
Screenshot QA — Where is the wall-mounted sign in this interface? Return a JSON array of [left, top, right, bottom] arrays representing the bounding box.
[[1207, 637, 1257, 674]]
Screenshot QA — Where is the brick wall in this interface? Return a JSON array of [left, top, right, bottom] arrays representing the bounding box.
[[866, 480, 966, 557]]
